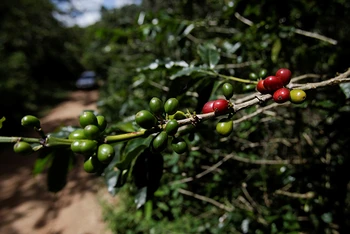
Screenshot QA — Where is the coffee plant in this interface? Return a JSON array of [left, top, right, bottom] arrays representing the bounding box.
[[2, 0, 350, 233]]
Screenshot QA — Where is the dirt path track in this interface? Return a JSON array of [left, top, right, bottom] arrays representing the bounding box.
[[0, 90, 113, 234]]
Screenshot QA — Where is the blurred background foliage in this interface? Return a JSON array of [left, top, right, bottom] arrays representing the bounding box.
[[1, 0, 350, 233]]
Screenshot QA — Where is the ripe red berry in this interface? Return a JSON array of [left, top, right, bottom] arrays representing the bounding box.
[[273, 87, 290, 103], [202, 100, 215, 113], [212, 99, 229, 114], [256, 79, 269, 94], [263, 76, 284, 92], [275, 68, 292, 85]]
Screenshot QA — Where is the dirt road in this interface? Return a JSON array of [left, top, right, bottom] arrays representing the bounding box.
[[0, 90, 113, 234]]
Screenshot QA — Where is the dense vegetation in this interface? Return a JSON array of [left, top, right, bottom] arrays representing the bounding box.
[[1, 0, 350, 233]]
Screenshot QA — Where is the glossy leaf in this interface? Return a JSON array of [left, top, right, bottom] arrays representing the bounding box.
[[340, 83, 350, 99], [197, 43, 220, 68]]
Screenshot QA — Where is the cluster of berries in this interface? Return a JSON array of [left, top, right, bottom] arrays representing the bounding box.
[[256, 68, 306, 104]]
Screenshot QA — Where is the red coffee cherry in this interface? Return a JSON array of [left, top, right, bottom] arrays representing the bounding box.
[[202, 100, 215, 114], [275, 68, 292, 85], [256, 79, 269, 94], [273, 87, 290, 103], [212, 99, 229, 114], [263, 76, 284, 92]]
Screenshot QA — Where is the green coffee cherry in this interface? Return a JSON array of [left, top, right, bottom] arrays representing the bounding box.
[[97, 144, 115, 163], [68, 129, 86, 140], [152, 131, 168, 152], [79, 111, 98, 128], [259, 69, 268, 78], [13, 141, 33, 155], [216, 118, 233, 137], [222, 82, 234, 100], [135, 110, 157, 129], [96, 115, 107, 131], [71, 140, 82, 154], [165, 119, 179, 135], [21, 115, 41, 129], [83, 156, 101, 173], [149, 97, 163, 115], [290, 89, 307, 104], [249, 72, 258, 80], [164, 98, 179, 115], [80, 140, 98, 155], [171, 138, 187, 154], [71, 140, 97, 155], [84, 124, 101, 140]]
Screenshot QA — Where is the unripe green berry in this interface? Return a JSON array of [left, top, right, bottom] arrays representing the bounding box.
[[79, 111, 97, 128], [222, 82, 234, 100], [84, 124, 101, 140], [21, 115, 41, 129], [171, 137, 187, 154], [216, 118, 233, 137], [249, 72, 258, 80], [13, 141, 33, 155], [97, 144, 115, 163], [165, 119, 179, 135], [164, 98, 179, 115], [259, 69, 268, 78], [149, 97, 163, 115], [68, 129, 86, 140], [152, 131, 168, 152], [135, 110, 158, 129], [84, 156, 101, 173], [290, 89, 307, 104], [96, 115, 107, 131]]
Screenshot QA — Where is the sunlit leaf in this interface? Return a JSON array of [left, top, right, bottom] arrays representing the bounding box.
[[197, 43, 220, 68], [170, 67, 206, 80], [135, 186, 148, 209], [104, 168, 121, 196], [340, 83, 350, 99]]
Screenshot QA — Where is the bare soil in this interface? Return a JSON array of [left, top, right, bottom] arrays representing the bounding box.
[[0, 90, 114, 234]]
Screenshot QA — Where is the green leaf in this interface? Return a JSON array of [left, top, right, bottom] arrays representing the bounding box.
[[32, 151, 54, 175], [340, 82, 350, 99], [170, 67, 206, 80], [115, 137, 151, 170], [0, 116, 5, 129], [104, 168, 121, 196], [135, 186, 148, 209], [113, 121, 137, 133], [197, 43, 220, 68], [271, 38, 281, 63]]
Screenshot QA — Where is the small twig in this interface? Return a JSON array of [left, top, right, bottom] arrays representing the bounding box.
[[206, 26, 240, 34], [171, 154, 234, 185], [231, 154, 307, 165], [274, 190, 315, 199], [242, 182, 262, 214], [178, 188, 234, 212], [216, 60, 263, 70], [234, 12, 253, 26], [290, 74, 323, 83], [233, 102, 282, 125], [288, 69, 350, 90], [237, 195, 254, 211], [234, 12, 338, 45], [294, 28, 338, 45]]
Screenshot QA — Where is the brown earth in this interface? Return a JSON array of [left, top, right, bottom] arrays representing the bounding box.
[[0, 90, 115, 234]]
